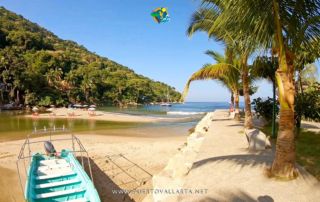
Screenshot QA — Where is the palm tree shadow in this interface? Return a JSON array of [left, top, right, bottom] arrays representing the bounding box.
[[192, 147, 317, 182], [80, 156, 134, 202], [192, 151, 273, 170], [197, 190, 274, 202], [227, 123, 245, 127]]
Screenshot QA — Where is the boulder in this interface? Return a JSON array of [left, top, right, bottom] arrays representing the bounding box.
[[245, 129, 268, 151]]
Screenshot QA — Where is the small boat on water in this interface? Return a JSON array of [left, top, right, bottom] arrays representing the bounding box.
[[160, 88, 172, 107], [160, 103, 172, 107], [17, 127, 100, 202]]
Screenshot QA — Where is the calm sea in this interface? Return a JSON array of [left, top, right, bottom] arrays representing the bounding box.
[[0, 102, 231, 141], [99, 102, 231, 116]]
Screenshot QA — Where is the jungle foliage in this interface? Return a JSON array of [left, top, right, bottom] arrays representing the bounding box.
[[0, 7, 181, 106]]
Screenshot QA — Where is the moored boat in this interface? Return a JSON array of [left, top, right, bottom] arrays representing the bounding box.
[[17, 127, 101, 202], [160, 103, 172, 107]]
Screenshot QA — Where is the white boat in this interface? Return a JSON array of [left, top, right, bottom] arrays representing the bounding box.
[[160, 103, 172, 107], [160, 88, 172, 107], [16, 127, 100, 201]]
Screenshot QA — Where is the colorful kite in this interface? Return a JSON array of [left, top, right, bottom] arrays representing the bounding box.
[[151, 7, 170, 23]]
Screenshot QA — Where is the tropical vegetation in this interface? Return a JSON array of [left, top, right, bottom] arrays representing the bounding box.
[[187, 5, 255, 129], [252, 97, 279, 122], [181, 49, 241, 118], [187, 0, 320, 179], [252, 56, 278, 137], [0, 7, 181, 107]]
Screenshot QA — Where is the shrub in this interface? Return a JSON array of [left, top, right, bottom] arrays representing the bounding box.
[[252, 97, 279, 122], [38, 96, 53, 106], [295, 82, 320, 127]]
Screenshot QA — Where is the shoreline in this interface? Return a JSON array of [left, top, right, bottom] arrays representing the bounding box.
[[23, 108, 196, 123]]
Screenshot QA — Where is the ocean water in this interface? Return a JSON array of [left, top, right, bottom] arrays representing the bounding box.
[[99, 102, 231, 117], [0, 102, 231, 141]]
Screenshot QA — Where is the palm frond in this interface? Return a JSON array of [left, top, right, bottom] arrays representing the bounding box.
[[181, 63, 239, 101], [205, 50, 225, 63]]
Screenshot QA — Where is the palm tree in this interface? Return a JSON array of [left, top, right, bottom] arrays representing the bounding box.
[[195, 0, 320, 179], [181, 50, 241, 118], [187, 6, 255, 128]]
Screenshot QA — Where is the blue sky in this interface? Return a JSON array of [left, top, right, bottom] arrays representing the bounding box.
[[0, 0, 318, 102]]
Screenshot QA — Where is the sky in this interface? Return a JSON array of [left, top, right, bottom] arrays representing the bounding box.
[[0, 0, 318, 102]]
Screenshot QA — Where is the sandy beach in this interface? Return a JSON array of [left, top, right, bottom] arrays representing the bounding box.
[[24, 108, 193, 123], [0, 133, 186, 202]]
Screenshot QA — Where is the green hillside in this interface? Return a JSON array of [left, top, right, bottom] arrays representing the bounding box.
[[0, 7, 181, 107]]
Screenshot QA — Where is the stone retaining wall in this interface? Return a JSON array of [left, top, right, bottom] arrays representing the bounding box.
[[145, 111, 220, 202]]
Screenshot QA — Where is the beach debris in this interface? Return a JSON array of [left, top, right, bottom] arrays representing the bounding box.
[[151, 7, 170, 23]]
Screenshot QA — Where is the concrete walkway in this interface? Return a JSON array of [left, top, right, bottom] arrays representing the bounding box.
[[177, 110, 320, 202]]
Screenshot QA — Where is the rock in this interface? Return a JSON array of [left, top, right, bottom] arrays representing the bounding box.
[[265, 136, 272, 149], [149, 113, 210, 202], [245, 129, 267, 151], [244, 128, 259, 143], [189, 132, 204, 139]]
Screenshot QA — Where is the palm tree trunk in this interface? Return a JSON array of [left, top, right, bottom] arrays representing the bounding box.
[[298, 70, 304, 95], [234, 91, 240, 121], [241, 54, 253, 129], [295, 70, 303, 129], [230, 92, 234, 110], [16, 89, 20, 104], [272, 80, 277, 138], [271, 0, 297, 179], [271, 74, 297, 179]]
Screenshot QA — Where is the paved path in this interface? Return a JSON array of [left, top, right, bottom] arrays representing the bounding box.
[[178, 111, 320, 202]]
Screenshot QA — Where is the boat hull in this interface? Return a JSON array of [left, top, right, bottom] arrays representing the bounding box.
[[25, 150, 100, 202]]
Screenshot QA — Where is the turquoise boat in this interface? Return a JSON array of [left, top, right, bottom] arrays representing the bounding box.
[[17, 127, 101, 202]]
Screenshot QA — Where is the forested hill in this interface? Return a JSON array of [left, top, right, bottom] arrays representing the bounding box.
[[0, 7, 181, 107]]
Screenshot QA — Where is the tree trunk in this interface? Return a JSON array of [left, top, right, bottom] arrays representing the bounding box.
[[272, 70, 297, 179], [16, 89, 20, 104], [271, 100, 297, 179], [234, 91, 240, 121], [271, 0, 297, 179], [241, 55, 253, 129], [0, 90, 3, 105], [271, 108, 296, 178], [295, 70, 303, 129], [298, 70, 304, 95], [272, 80, 277, 138], [230, 92, 234, 110]]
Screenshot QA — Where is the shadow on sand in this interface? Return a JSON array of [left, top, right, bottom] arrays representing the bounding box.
[[192, 152, 273, 171], [81, 154, 153, 202], [197, 190, 274, 202]]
